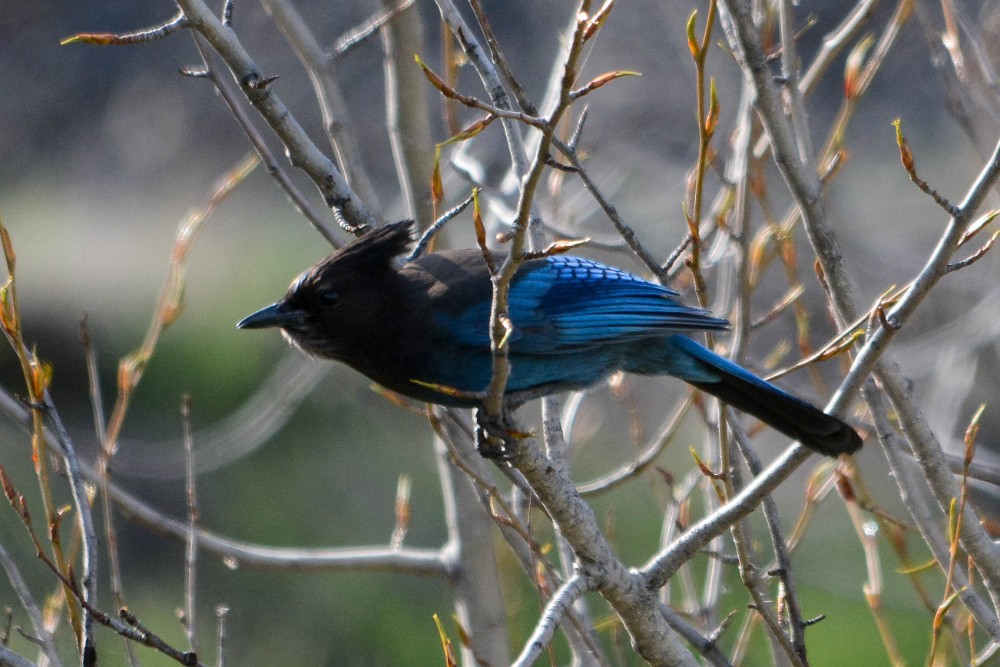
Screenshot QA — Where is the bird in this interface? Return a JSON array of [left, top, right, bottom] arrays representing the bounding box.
[[238, 220, 861, 457]]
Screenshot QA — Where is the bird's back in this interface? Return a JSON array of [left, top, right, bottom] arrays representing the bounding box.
[[393, 250, 730, 402]]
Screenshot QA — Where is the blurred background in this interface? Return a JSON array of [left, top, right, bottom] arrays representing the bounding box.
[[1, 0, 999, 664]]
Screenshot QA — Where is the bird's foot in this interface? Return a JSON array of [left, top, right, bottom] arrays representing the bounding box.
[[475, 425, 511, 460], [474, 408, 527, 460]]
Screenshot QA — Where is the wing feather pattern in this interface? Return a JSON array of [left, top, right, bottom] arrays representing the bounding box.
[[440, 256, 727, 352]]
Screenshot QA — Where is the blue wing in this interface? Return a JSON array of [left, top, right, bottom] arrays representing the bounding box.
[[440, 255, 728, 353]]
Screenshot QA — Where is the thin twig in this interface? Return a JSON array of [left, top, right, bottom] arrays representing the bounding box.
[[0, 643, 38, 667], [539, 395, 606, 664], [408, 190, 477, 260], [78, 314, 106, 443], [0, 392, 451, 576], [576, 395, 694, 495], [0, 219, 87, 650], [724, 0, 1000, 642], [62, 11, 188, 45], [467, 0, 535, 114], [553, 137, 668, 280], [332, 0, 415, 59], [644, 444, 813, 588], [176, 0, 378, 232], [189, 36, 340, 246], [215, 605, 229, 667], [182, 395, 199, 655], [261, 0, 383, 221], [378, 0, 435, 227], [511, 575, 593, 667], [731, 423, 809, 662], [0, 544, 62, 666]]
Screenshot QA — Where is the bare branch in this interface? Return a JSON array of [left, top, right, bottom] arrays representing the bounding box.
[[62, 11, 188, 45], [181, 396, 199, 655], [333, 0, 415, 59], [0, 544, 61, 666], [261, 0, 383, 221], [189, 36, 341, 246], [512, 575, 593, 667], [379, 0, 435, 227], [176, 0, 378, 232]]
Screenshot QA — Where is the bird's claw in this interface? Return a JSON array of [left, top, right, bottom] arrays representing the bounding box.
[[475, 426, 512, 460], [474, 409, 520, 461]]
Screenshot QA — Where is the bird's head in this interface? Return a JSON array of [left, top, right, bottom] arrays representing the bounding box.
[[237, 221, 415, 359]]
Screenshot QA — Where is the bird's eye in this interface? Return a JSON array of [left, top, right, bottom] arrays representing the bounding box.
[[318, 290, 339, 306]]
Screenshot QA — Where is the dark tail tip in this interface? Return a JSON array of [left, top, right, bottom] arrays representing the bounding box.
[[786, 411, 862, 457], [666, 336, 862, 456], [688, 376, 862, 457]]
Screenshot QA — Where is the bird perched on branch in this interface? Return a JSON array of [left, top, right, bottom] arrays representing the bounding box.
[[238, 220, 861, 457]]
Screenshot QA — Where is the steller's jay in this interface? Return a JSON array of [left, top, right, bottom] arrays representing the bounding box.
[[238, 221, 861, 457]]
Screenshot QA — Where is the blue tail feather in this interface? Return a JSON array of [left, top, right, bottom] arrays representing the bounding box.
[[633, 336, 861, 456]]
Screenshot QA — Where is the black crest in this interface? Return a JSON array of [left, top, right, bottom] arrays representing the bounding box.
[[333, 220, 414, 269], [298, 220, 414, 287]]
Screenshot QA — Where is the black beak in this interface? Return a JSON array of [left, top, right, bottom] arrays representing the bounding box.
[[237, 301, 305, 330]]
